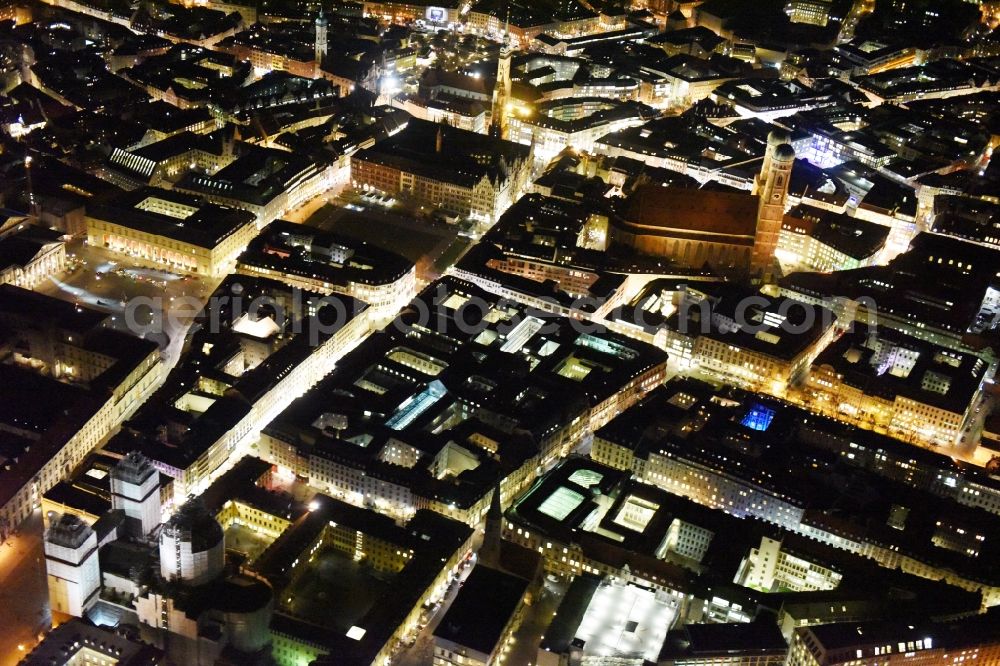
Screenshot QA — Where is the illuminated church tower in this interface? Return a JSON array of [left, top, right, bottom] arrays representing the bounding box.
[[751, 130, 794, 275], [490, 12, 513, 139], [315, 9, 328, 65]]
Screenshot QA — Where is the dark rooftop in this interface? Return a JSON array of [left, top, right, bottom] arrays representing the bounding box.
[[354, 118, 531, 188], [432, 564, 529, 655], [85, 187, 255, 250], [661, 618, 787, 661]]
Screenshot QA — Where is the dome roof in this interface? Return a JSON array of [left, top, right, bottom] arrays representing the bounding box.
[[774, 143, 796, 161], [767, 129, 792, 147], [163, 499, 224, 553]]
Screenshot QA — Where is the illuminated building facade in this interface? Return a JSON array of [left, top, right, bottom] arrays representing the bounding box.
[[466, 6, 613, 47], [855, 59, 996, 105], [257, 494, 474, 665], [362, 0, 462, 25], [751, 132, 795, 274], [738, 536, 843, 593], [20, 619, 166, 664], [657, 54, 739, 107], [118, 45, 251, 108], [106, 129, 236, 188], [0, 287, 163, 532], [507, 98, 654, 160], [611, 132, 794, 275], [0, 222, 66, 290], [259, 277, 666, 524], [110, 451, 162, 536], [591, 378, 1000, 606], [351, 119, 532, 226], [504, 456, 842, 643], [158, 500, 225, 586], [314, 10, 327, 64], [784, 0, 831, 26], [45, 513, 100, 618], [490, 15, 513, 139], [123, 497, 275, 663], [777, 205, 889, 274], [786, 616, 1000, 666], [432, 565, 529, 666], [86, 188, 257, 277], [175, 149, 334, 230], [102, 276, 370, 505], [656, 287, 836, 394], [219, 39, 318, 79], [612, 186, 760, 270], [394, 94, 487, 133], [41, 450, 134, 529], [797, 325, 992, 447], [779, 233, 1000, 353], [236, 220, 416, 326], [833, 41, 918, 76]]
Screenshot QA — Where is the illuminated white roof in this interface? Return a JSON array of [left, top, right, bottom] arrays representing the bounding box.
[[575, 580, 675, 661], [538, 486, 585, 521], [232, 313, 281, 339]]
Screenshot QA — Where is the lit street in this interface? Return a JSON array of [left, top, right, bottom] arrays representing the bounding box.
[[505, 576, 570, 666], [392, 550, 479, 666], [0, 512, 49, 666]]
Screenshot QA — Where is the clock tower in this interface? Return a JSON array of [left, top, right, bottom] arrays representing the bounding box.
[[490, 11, 513, 139]]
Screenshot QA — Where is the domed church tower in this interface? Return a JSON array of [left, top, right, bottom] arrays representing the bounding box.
[[751, 130, 795, 275]]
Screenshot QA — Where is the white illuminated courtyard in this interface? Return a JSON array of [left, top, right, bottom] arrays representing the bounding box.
[[575, 577, 677, 663]]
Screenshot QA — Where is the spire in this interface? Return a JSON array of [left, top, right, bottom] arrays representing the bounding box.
[[479, 483, 503, 569], [488, 480, 502, 520], [436, 123, 443, 153]]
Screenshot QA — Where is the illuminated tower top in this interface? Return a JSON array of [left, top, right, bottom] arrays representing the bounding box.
[[315, 9, 328, 65], [754, 128, 791, 195], [752, 140, 795, 276], [110, 451, 161, 537], [500, 7, 512, 58], [490, 8, 513, 139]]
